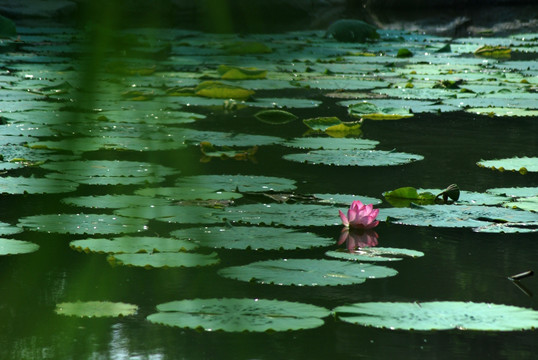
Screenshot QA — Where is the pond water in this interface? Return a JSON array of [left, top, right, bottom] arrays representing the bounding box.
[[0, 23, 537, 360]]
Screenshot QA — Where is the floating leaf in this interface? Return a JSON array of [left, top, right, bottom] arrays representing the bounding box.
[[134, 187, 242, 201], [504, 196, 538, 213], [474, 45, 511, 58], [326, 247, 424, 262], [303, 117, 344, 131], [218, 258, 397, 286], [283, 149, 424, 167], [465, 107, 538, 117], [348, 102, 413, 120], [70, 236, 198, 254], [62, 195, 172, 209], [175, 175, 296, 193], [55, 301, 138, 318], [0, 176, 77, 194], [147, 298, 330, 332], [18, 213, 148, 234], [477, 157, 538, 174], [334, 301, 538, 331], [383, 187, 436, 206], [114, 205, 222, 224], [41, 160, 178, 178], [170, 226, 333, 250], [222, 203, 340, 226], [218, 65, 267, 80], [284, 137, 378, 151], [254, 109, 297, 124], [195, 81, 254, 100], [314, 193, 382, 206], [326, 19, 379, 42], [108, 252, 219, 268], [200, 141, 257, 162], [0, 239, 39, 255], [396, 48, 413, 58]]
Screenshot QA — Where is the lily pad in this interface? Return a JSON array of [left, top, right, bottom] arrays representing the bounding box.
[[62, 195, 172, 209], [134, 187, 242, 201], [0, 176, 78, 194], [348, 102, 413, 120], [326, 247, 424, 262], [108, 251, 219, 268], [218, 258, 397, 286], [195, 81, 254, 100], [222, 203, 340, 226], [41, 160, 178, 178], [334, 301, 538, 331], [0, 239, 39, 255], [114, 205, 222, 224], [314, 194, 382, 206], [283, 137, 378, 151], [254, 109, 298, 124], [17, 213, 148, 234], [70, 236, 198, 254], [175, 175, 296, 193], [477, 157, 538, 174], [283, 149, 424, 167], [55, 301, 138, 318], [170, 226, 333, 250], [147, 298, 330, 332]]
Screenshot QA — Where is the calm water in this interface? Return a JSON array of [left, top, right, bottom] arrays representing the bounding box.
[[0, 24, 537, 360]]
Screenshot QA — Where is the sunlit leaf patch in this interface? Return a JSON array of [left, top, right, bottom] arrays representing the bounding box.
[[218, 258, 397, 286], [108, 251, 219, 268], [326, 247, 424, 262], [147, 298, 330, 332], [170, 226, 333, 250], [0, 239, 39, 255], [283, 137, 377, 151], [18, 213, 148, 234], [70, 236, 198, 254], [477, 157, 538, 174], [334, 301, 538, 331], [283, 149, 424, 167], [55, 301, 138, 318]]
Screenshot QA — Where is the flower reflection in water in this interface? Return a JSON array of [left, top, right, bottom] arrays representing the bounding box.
[[338, 227, 379, 252]]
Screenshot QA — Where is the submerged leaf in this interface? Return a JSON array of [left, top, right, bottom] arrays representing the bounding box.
[[254, 109, 297, 124]]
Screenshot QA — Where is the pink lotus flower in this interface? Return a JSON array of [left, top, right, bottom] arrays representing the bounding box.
[[339, 200, 379, 229], [338, 228, 379, 251]]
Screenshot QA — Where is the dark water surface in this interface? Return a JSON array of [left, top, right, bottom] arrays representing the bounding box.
[[0, 25, 537, 360]]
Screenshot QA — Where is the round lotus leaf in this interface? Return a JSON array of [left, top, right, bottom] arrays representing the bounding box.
[[147, 298, 330, 332], [177, 128, 284, 147], [472, 222, 537, 233], [114, 205, 222, 224], [314, 193, 382, 206], [487, 187, 538, 198], [46, 172, 165, 186], [417, 188, 510, 206], [466, 107, 538, 117], [17, 213, 148, 234], [70, 236, 198, 254], [222, 203, 340, 226], [0, 239, 39, 255], [175, 175, 296, 193], [0, 222, 23, 236], [0, 176, 78, 194], [170, 226, 333, 250], [283, 137, 378, 150], [62, 195, 172, 209], [283, 149, 424, 167], [326, 247, 424, 262], [334, 301, 538, 331], [55, 301, 138, 318], [380, 204, 538, 228], [108, 251, 219, 268], [134, 187, 242, 201], [218, 258, 397, 286], [477, 157, 538, 174], [41, 160, 178, 178]]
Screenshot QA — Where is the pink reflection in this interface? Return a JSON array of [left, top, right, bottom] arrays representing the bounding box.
[[338, 227, 378, 251]]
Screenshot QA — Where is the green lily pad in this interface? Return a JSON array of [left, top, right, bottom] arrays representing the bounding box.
[[218, 258, 397, 286], [487, 187, 538, 198], [348, 102, 413, 120], [380, 204, 538, 229], [195, 81, 254, 100], [175, 175, 296, 193], [222, 203, 340, 226], [108, 251, 219, 268], [147, 298, 330, 332], [302, 117, 362, 134], [178, 128, 283, 147], [114, 205, 222, 224], [504, 196, 538, 213], [334, 301, 538, 331], [55, 301, 138, 318], [326, 247, 424, 262], [41, 160, 178, 178], [383, 187, 436, 207], [313, 194, 382, 206], [283, 149, 424, 166], [70, 236, 198, 254], [18, 213, 148, 234], [62, 195, 172, 209], [134, 187, 242, 201], [284, 137, 378, 151], [218, 65, 267, 80], [254, 109, 298, 124], [0, 239, 39, 255], [0, 176, 77, 194], [466, 107, 538, 117], [477, 157, 538, 174], [170, 226, 333, 250]]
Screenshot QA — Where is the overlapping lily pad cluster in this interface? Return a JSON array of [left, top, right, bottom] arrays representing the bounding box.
[[0, 23, 536, 333]]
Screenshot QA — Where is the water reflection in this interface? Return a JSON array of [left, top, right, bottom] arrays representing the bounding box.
[[337, 227, 378, 251]]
